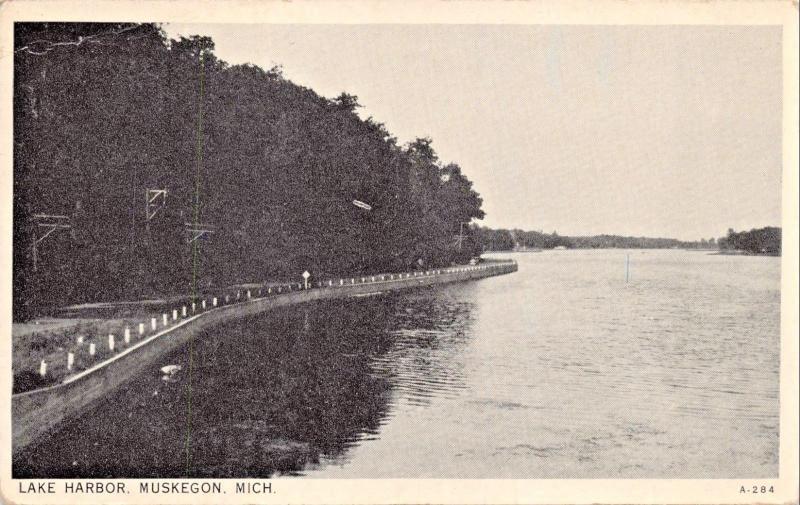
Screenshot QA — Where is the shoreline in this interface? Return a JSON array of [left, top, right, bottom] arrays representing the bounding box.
[[12, 260, 517, 454]]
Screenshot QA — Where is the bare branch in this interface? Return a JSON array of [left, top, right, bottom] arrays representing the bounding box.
[[15, 24, 140, 56]]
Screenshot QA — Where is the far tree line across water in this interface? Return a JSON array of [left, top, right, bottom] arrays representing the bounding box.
[[473, 226, 782, 256]]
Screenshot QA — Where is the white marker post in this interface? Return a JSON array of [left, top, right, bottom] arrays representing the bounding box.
[[124, 327, 131, 344], [202, 300, 207, 309], [39, 360, 47, 378], [212, 297, 217, 307], [626, 254, 630, 283], [182, 306, 187, 317], [172, 309, 178, 320], [108, 334, 115, 352], [139, 322, 145, 336], [302, 271, 310, 290], [89, 343, 96, 357], [67, 352, 74, 371], [151, 318, 157, 330]]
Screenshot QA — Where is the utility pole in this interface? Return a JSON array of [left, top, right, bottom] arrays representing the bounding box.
[[454, 221, 469, 251], [144, 188, 167, 244], [32, 214, 71, 272]]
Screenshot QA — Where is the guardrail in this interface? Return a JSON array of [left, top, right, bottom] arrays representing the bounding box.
[[11, 260, 517, 452], [14, 260, 518, 396]]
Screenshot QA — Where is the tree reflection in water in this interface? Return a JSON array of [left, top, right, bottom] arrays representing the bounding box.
[[13, 287, 475, 478]]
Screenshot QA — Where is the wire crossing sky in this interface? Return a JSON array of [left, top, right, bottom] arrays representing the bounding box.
[[164, 24, 783, 241]]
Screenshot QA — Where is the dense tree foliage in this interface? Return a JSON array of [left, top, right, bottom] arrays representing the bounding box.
[[718, 227, 781, 255], [13, 23, 484, 320]]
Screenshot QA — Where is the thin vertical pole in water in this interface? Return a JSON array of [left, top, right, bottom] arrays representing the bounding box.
[[626, 254, 630, 283]]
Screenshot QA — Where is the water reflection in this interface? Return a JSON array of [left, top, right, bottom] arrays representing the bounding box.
[[14, 251, 780, 478], [13, 286, 475, 478]]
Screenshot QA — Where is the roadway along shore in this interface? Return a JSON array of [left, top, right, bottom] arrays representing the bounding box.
[[12, 260, 517, 454]]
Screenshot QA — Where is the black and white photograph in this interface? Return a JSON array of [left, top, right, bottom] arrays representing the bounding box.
[[1, 1, 798, 504]]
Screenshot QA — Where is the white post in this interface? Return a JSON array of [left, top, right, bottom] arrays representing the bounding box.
[[39, 360, 47, 377], [67, 352, 74, 371], [329, 280, 333, 286], [247, 290, 251, 299], [225, 295, 229, 303], [182, 306, 187, 317], [172, 309, 178, 320], [89, 343, 96, 357], [108, 334, 115, 351], [124, 327, 131, 344], [351, 278, 355, 284], [212, 297, 217, 307], [371, 276, 375, 282], [202, 300, 207, 309], [268, 287, 272, 294], [162, 314, 168, 326], [237, 291, 241, 300], [626, 254, 630, 283], [151, 318, 157, 330]]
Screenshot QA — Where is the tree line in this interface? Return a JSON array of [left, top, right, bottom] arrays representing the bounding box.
[[473, 226, 781, 253], [13, 23, 484, 320], [718, 227, 781, 255]]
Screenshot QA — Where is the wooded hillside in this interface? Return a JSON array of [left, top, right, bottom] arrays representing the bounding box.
[[13, 23, 485, 320]]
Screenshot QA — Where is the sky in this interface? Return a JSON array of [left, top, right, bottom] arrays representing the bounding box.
[[164, 24, 783, 241]]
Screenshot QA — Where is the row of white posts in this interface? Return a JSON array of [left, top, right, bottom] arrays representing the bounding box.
[[38, 261, 516, 379]]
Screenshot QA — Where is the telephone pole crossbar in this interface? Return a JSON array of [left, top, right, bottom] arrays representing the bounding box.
[[185, 223, 214, 244], [32, 214, 72, 272]]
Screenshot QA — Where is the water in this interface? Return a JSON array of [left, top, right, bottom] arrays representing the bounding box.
[[14, 250, 780, 478]]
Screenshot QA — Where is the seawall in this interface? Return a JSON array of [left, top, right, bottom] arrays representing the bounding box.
[[12, 261, 517, 454]]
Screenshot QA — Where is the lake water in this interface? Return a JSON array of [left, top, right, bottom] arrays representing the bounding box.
[[14, 250, 780, 478]]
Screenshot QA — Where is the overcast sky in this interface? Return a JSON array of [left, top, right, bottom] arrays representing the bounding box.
[[164, 24, 782, 241]]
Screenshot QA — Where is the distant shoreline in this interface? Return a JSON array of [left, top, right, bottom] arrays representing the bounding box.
[[710, 250, 780, 257], [484, 247, 780, 257]]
